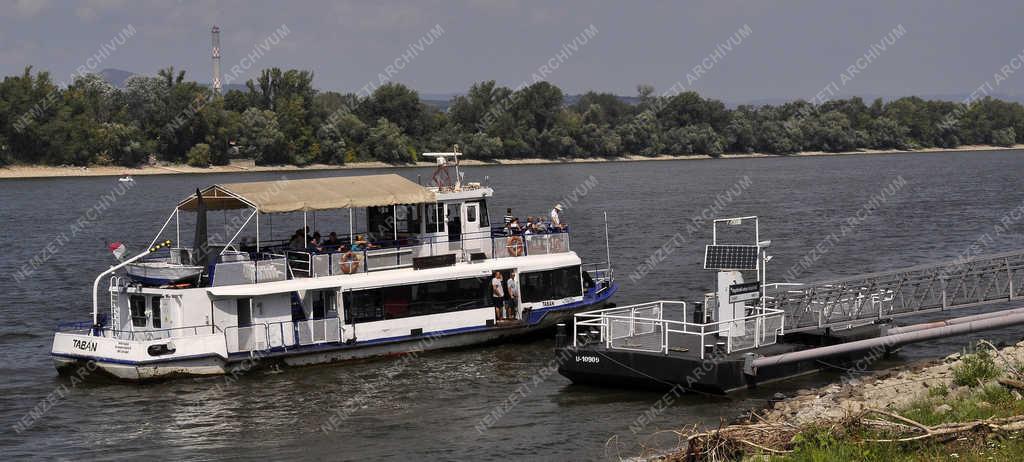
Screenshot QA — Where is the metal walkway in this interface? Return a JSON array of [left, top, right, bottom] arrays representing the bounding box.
[[763, 249, 1024, 333]]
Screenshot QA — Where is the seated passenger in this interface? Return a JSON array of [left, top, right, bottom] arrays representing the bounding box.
[[324, 232, 341, 249], [288, 230, 305, 250], [308, 232, 323, 253], [351, 234, 375, 251]]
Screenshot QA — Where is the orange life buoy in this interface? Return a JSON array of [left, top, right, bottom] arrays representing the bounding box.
[[339, 251, 359, 274]]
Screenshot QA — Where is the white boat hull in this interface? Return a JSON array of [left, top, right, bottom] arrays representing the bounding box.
[[52, 288, 615, 381]]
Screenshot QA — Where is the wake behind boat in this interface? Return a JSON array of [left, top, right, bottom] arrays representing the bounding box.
[[51, 149, 617, 381]]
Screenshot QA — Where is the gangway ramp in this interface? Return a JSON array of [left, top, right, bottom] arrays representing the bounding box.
[[764, 249, 1024, 333]]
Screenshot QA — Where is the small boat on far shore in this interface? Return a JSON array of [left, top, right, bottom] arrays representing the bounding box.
[[118, 175, 134, 183]]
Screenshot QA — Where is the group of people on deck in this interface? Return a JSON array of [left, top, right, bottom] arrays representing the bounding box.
[[286, 228, 374, 254], [503, 204, 567, 256], [491, 271, 522, 321], [281, 227, 375, 274]]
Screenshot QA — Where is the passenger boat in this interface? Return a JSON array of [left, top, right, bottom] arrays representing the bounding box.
[[51, 149, 617, 381]]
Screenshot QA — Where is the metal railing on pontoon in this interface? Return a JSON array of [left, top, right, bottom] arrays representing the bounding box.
[[572, 301, 786, 359]]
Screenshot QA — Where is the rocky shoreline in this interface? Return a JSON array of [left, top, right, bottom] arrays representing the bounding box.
[[755, 339, 1024, 426], [649, 337, 1024, 461]]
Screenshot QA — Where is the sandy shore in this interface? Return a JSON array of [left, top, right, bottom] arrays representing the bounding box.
[[1, 144, 1021, 180]]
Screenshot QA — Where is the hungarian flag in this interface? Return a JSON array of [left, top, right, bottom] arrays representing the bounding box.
[[109, 242, 127, 261]]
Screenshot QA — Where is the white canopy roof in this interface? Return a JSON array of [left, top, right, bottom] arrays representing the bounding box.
[[178, 174, 436, 213]]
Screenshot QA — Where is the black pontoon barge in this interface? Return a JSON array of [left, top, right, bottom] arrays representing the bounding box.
[[557, 216, 1024, 394]]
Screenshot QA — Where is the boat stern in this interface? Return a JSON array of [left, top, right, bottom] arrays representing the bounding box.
[[51, 329, 230, 381]]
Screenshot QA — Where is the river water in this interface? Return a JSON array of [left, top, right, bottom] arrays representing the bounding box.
[[2, 150, 1024, 460]]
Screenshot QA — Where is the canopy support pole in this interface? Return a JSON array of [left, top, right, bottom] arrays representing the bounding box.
[[256, 212, 260, 253], [221, 208, 257, 255], [148, 209, 178, 250], [349, 209, 353, 243], [175, 208, 180, 249], [393, 205, 398, 243], [303, 211, 308, 246]]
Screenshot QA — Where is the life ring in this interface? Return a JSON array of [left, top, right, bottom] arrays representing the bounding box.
[[339, 252, 360, 274], [506, 236, 524, 257]]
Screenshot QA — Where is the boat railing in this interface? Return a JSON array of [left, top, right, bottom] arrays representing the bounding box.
[[224, 318, 347, 354], [260, 229, 572, 282], [57, 323, 223, 341], [582, 262, 614, 289], [573, 301, 786, 359]]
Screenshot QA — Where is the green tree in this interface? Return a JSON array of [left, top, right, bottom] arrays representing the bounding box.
[[186, 143, 211, 167], [869, 117, 911, 149], [461, 132, 504, 159], [616, 113, 662, 156], [359, 83, 431, 139], [365, 118, 414, 163], [992, 127, 1016, 147], [238, 108, 286, 164], [449, 80, 513, 133], [511, 82, 564, 134]]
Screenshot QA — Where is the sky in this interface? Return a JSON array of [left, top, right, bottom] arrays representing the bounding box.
[[2, 0, 1024, 103]]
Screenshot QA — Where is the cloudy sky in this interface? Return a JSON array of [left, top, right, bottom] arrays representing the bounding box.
[[3, 0, 1024, 102]]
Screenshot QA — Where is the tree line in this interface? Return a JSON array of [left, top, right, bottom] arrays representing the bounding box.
[[1, 65, 1022, 168]]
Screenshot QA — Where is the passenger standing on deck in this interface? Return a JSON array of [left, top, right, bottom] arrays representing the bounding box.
[[491, 271, 505, 320], [550, 204, 564, 230], [506, 272, 520, 320], [504, 208, 514, 229]]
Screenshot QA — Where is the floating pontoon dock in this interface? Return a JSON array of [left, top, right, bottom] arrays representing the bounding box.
[[557, 216, 1024, 393]]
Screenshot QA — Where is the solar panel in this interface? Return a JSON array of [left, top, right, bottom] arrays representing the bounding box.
[[704, 245, 759, 270]]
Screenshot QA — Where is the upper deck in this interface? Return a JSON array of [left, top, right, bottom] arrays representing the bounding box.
[[125, 170, 577, 290]]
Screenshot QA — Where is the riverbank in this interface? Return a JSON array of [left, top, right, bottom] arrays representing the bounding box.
[[1, 144, 1022, 180], [653, 338, 1024, 461]]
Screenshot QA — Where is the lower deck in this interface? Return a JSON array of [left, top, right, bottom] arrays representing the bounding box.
[[53, 283, 618, 381]]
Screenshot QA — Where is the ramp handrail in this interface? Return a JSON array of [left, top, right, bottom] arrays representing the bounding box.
[[765, 249, 1024, 332]]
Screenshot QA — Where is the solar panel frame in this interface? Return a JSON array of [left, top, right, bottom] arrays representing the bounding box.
[[703, 245, 759, 270]]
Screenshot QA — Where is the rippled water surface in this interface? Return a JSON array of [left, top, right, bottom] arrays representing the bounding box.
[[3, 150, 1024, 460]]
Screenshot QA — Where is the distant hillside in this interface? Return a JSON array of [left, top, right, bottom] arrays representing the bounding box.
[[98, 68, 135, 87]]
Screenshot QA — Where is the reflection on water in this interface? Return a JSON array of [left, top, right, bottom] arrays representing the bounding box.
[[2, 150, 1024, 459]]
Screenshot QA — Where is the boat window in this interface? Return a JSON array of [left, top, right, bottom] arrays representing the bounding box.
[[426, 203, 445, 233], [368, 206, 395, 238], [471, 200, 490, 227], [343, 277, 490, 323], [312, 290, 337, 319], [237, 298, 253, 326], [130, 296, 147, 328], [520, 265, 583, 303], [395, 204, 420, 234], [466, 204, 477, 223], [343, 290, 383, 323], [151, 297, 162, 328]]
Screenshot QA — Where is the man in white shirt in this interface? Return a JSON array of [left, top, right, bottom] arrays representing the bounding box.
[[491, 271, 505, 320], [506, 272, 520, 320], [550, 203, 564, 230]]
